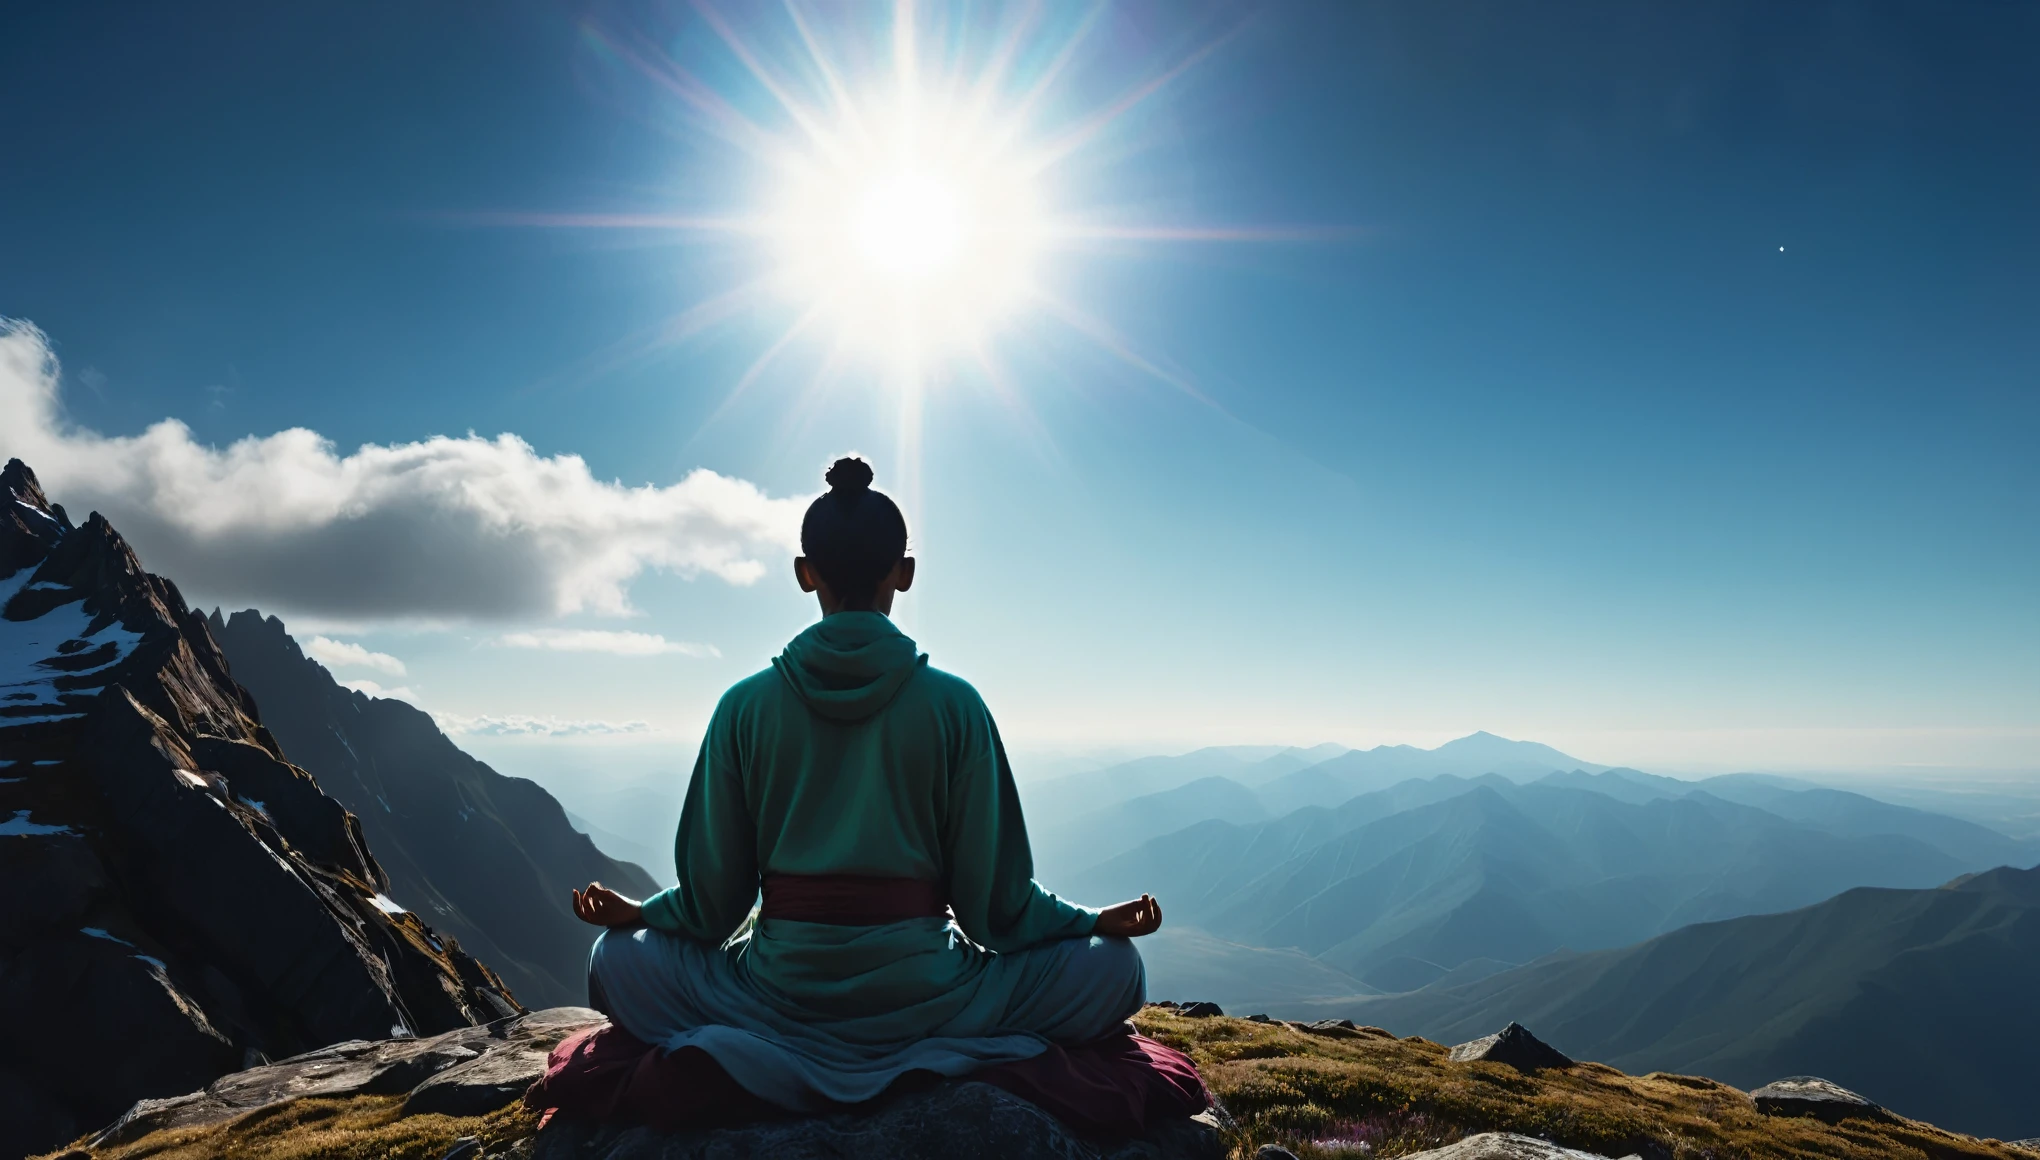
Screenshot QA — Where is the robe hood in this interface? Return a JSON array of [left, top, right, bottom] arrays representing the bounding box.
[[772, 611, 929, 722]]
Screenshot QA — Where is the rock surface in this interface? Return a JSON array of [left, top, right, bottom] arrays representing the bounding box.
[[210, 609, 660, 1010], [1400, 1133, 1636, 1159], [0, 459, 517, 1160], [89, 1007, 1220, 1160], [1750, 1075, 1892, 1123], [91, 1007, 605, 1147], [531, 1081, 1224, 1160], [1448, 1023, 1575, 1073]]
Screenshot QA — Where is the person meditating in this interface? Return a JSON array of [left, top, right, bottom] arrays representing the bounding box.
[[568, 456, 1164, 1115]]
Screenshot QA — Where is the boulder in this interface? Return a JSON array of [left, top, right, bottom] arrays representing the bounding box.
[[1400, 1133, 1637, 1159], [1750, 1076, 1892, 1124], [1177, 1002, 1224, 1019], [1447, 1023, 1575, 1073], [530, 1081, 1224, 1160]]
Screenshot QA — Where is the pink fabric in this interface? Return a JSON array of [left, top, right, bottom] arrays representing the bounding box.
[[527, 1022, 1211, 1138]]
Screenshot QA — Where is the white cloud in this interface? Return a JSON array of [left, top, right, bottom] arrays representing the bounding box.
[[494, 629, 719, 658], [431, 713, 652, 737], [0, 320, 807, 621], [305, 635, 408, 675], [339, 677, 419, 702]]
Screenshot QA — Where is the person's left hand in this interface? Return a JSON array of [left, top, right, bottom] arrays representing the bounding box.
[[572, 882, 644, 928], [1095, 893, 1163, 938]]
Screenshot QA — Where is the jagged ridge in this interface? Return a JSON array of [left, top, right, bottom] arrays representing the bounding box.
[[0, 459, 518, 1160]]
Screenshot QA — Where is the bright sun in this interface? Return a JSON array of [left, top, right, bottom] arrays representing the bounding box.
[[851, 171, 963, 281], [770, 108, 1046, 363]]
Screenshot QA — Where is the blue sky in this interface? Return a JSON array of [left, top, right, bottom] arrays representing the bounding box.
[[2, 2, 2035, 779]]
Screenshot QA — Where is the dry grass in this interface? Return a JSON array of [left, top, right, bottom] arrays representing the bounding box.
[[37, 1096, 538, 1160], [1131, 1008, 2038, 1160]]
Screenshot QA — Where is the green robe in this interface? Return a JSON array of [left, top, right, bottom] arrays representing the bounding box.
[[635, 610, 1099, 1020]]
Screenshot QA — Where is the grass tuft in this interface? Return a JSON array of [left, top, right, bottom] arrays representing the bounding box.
[[39, 1096, 538, 1160]]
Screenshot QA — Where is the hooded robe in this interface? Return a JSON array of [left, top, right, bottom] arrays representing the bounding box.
[[588, 611, 1143, 1109]]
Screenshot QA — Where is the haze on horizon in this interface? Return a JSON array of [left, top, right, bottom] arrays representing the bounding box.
[[2, 2, 2035, 783]]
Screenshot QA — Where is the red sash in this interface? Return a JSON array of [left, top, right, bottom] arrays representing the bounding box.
[[759, 874, 948, 926]]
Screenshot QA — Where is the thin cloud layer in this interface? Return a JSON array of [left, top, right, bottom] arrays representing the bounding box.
[[495, 629, 719, 658], [432, 712, 652, 737], [305, 635, 408, 675], [339, 677, 420, 703], [0, 320, 806, 620]]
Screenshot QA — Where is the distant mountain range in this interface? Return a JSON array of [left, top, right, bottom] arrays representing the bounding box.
[[209, 610, 658, 1010], [1027, 733, 1608, 877], [1354, 864, 2040, 1140], [1080, 775, 2006, 991]]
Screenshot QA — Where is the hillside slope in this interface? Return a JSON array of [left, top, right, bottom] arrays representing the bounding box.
[[1356, 864, 2040, 1140], [209, 610, 660, 1010]]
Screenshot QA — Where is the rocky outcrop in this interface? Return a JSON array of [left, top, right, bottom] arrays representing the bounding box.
[[208, 609, 660, 1010], [1448, 1024, 1575, 1073], [534, 1085, 1224, 1160], [1400, 1135, 1637, 1160], [0, 459, 516, 1160], [90, 1007, 605, 1147], [1750, 1076, 1892, 1124], [1257, 1135, 1632, 1160], [91, 1007, 1223, 1160]]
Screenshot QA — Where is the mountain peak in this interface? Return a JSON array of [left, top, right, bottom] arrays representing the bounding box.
[[0, 476, 519, 1157]]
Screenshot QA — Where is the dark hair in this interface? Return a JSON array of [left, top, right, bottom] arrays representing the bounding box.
[[800, 457, 908, 609]]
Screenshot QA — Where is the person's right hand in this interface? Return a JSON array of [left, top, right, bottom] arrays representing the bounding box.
[[572, 882, 644, 928], [1095, 893, 1163, 938]]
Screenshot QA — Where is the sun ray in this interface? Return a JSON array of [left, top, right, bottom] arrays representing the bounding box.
[[783, 1, 874, 153], [1031, 292, 1221, 411], [580, 22, 787, 161], [696, 302, 833, 433], [1042, 223, 1365, 244], [694, 2, 848, 166], [1027, 24, 1245, 174]]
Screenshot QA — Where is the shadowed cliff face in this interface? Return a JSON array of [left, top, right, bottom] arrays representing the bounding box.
[[0, 458, 518, 1160], [207, 609, 661, 1010]]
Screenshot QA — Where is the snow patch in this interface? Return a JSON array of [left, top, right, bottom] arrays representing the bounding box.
[[81, 926, 135, 946], [0, 810, 74, 836], [0, 569, 145, 718], [370, 893, 409, 916]]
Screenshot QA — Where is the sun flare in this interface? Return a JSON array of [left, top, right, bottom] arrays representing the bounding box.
[[531, 2, 1300, 512], [767, 96, 1046, 363]]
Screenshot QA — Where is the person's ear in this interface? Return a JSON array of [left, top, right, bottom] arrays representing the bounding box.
[[893, 557, 916, 593], [794, 557, 819, 593]]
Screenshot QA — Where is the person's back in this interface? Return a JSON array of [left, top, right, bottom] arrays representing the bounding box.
[[570, 457, 1163, 1111]]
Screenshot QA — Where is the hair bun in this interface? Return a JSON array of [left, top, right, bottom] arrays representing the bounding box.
[[824, 456, 874, 495]]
